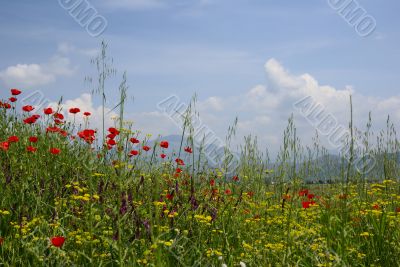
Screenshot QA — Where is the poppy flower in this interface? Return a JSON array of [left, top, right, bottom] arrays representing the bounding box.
[[78, 129, 96, 144], [302, 201, 316, 209], [59, 130, 68, 137], [23, 116, 38, 124], [225, 189, 232, 195], [0, 142, 9, 151], [107, 133, 117, 139], [130, 137, 139, 144], [69, 108, 80, 114], [299, 189, 309, 197], [129, 150, 139, 156], [143, 146, 150, 151], [44, 107, 54, 115], [9, 97, 17, 103], [51, 236, 65, 248], [54, 113, 64, 120], [160, 141, 169, 149], [27, 146, 37, 153], [47, 126, 60, 133], [108, 127, 120, 135], [83, 111, 91, 116], [160, 153, 166, 159], [54, 119, 64, 125], [184, 146, 192, 153], [2, 103, 11, 109], [107, 139, 116, 146], [166, 193, 174, 200], [372, 204, 380, 210], [302, 201, 311, 209], [11, 88, 22, 95], [307, 194, 315, 199], [8, 136, 19, 143], [176, 168, 182, 173], [210, 179, 215, 187], [175, 158, 185, 166], [22, 105, 34, 112], [29, 136, 38, 143], [50, 148, 61, 155], [232, 176, 239, 182]]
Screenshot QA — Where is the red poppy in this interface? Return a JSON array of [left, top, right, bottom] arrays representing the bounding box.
[[307, 194, 315, 199], [143, 146, 150, 151], [29, 136, 38, 143], [22, 105, 34, 112], [210, 179, 215, 187], [302, 201, 316, 209], [232, 176, 239, 182], [11, 88, 22, 95], [50, 148, 61, 155], [78, 129, 96, 144], [47, 126, 60, 133], [107, 133, 117, 139], [2, 103, 11, 109], [184, 146, 192, 153], [54, 113, 64, 120], [51, 236, 65, 248], [129, 150, 139, 156], [69, 108, 80, 114], [176, 168, 182, 173], [107, 139, 116, 146], [160, 153, 166, 159], [44, 107, 54, 115], [372, 204, 380, 210], [225, 189, 232, 195], [299, 189, 309, 197], [0, 142, 9, 151], [175, 158, 185, 166], [8, 136, 19, 143], [130, 137, 140, 144], [59, 130, 68, 137], [23, 116, 38, 124], [9, 97, 17, 102], [166, 193, 174, 200], [83, 112, 91, 116], [160, 141, 169, 149], [302, 201, 311, 209], [108, 127, 120, 135], [27, 146, 37, 153]]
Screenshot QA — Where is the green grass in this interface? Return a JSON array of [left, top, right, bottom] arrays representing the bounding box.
[[1, 46, 400, 266]]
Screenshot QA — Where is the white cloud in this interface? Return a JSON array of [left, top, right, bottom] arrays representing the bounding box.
[[185, 58, 400, 155], [0, 49, 76, 88], [0, 64, 55, 87]]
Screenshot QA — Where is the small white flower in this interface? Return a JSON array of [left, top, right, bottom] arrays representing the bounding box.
[[239, 262, 247, 267], [221, 264, 228, 267], [218, 256, 223, 261]]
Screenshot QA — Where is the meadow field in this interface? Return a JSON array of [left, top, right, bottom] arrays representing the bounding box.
[[1, 87, 400, 267], [1, 81, 400, 267]]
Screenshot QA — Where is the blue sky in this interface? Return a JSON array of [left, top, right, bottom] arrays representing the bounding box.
[[1, 0, 400, 155]]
